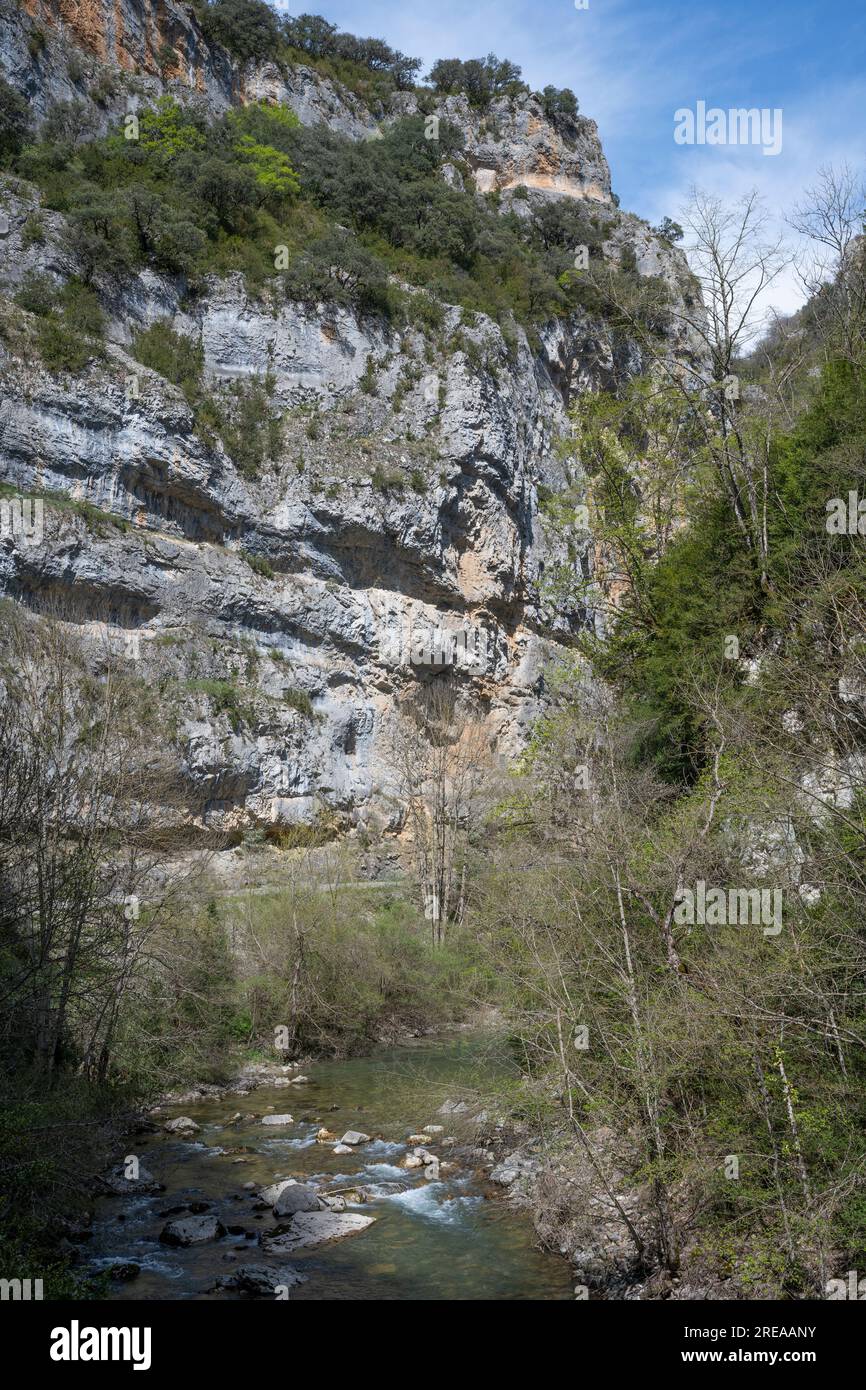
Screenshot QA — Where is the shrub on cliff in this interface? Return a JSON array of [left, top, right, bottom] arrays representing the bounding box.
[[282, 227, 390, 314], [132, 321, 205, 402], [540, 85, 579, 124], [428, 54, 528, 106], [139, 94, 208, 163], [198, 0, 282, 63], [62, 184, 204, 282], [0, 76, 28, 163], [15, 273, 105, 371], [282, 13, 422, 90]]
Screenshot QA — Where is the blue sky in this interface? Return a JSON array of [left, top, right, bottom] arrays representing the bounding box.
[[279, 0, 866, 317]]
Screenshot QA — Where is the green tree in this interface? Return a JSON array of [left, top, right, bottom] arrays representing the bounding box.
[[188, 155, 258, 229], [283, 227, 388, 313], [121, 184, 205, 273], [0, 76, 28, 163], [653, 216, 684, 243], [541, 85, 578, 123], [139, 95, 207, 164], [428, 58, 464, 94], [234, 134, 300, 202], [281, 12, 338, 59], [200, 0, 281, 62]]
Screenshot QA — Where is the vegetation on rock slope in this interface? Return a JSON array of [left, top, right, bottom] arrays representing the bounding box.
[[469, 184, 866, 1296], [0, 82, 665, 335]]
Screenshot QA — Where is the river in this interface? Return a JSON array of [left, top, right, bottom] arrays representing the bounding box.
[[87, 1033, 573, 1301]]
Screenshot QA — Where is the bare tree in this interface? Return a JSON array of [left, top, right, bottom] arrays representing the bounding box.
[[581, 189, 791, 590], [389, 679, 491, 946], [789, 163, 866, 364], [679, 191, 790, 585], [0, 604, 202, 1084]]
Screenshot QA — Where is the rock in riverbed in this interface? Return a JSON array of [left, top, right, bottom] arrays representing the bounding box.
[[339, 1131, 370, 1145], [257, 1179, 298, 1206], [99, 1164, 161, 1195], [212, 1265, 307, 1297], [490, 1153, 542, 1187], [273, 1184, 321, 1218], [260, 1114, 294, 1126], [164, 1117, 200, 1133], [262, 1211, 375, 1253], [160, 1213, 226, 1246]]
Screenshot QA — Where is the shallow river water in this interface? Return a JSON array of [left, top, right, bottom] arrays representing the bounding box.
[[88, 1034, 573, 1300]]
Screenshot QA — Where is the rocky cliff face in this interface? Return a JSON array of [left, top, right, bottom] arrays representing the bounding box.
[[1, 0, 612, 189], [2, 0, 236, 117], [0, 0, 699, 835]]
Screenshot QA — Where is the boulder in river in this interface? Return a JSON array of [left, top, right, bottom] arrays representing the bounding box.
[[99, 1164, 161, 1195], [315, 1127, 337, 1141], [273, 1183, 321, 1218], [262, 1211, 375, 1253], [212, 1265, 307, 1297], [160, 1213, 226, 1247], [403, 1154, 423, 1169], [339, 1130, 370, 1145], [260, 1114, 294, 1126], [258, 1179, 298, 1207], [332, 1143, 353, 1155], [164, 1116, 200, 1133]]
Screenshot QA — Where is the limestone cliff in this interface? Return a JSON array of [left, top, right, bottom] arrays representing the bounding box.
[[0, 0, 700, 835], [1, 0, 613, 195]]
